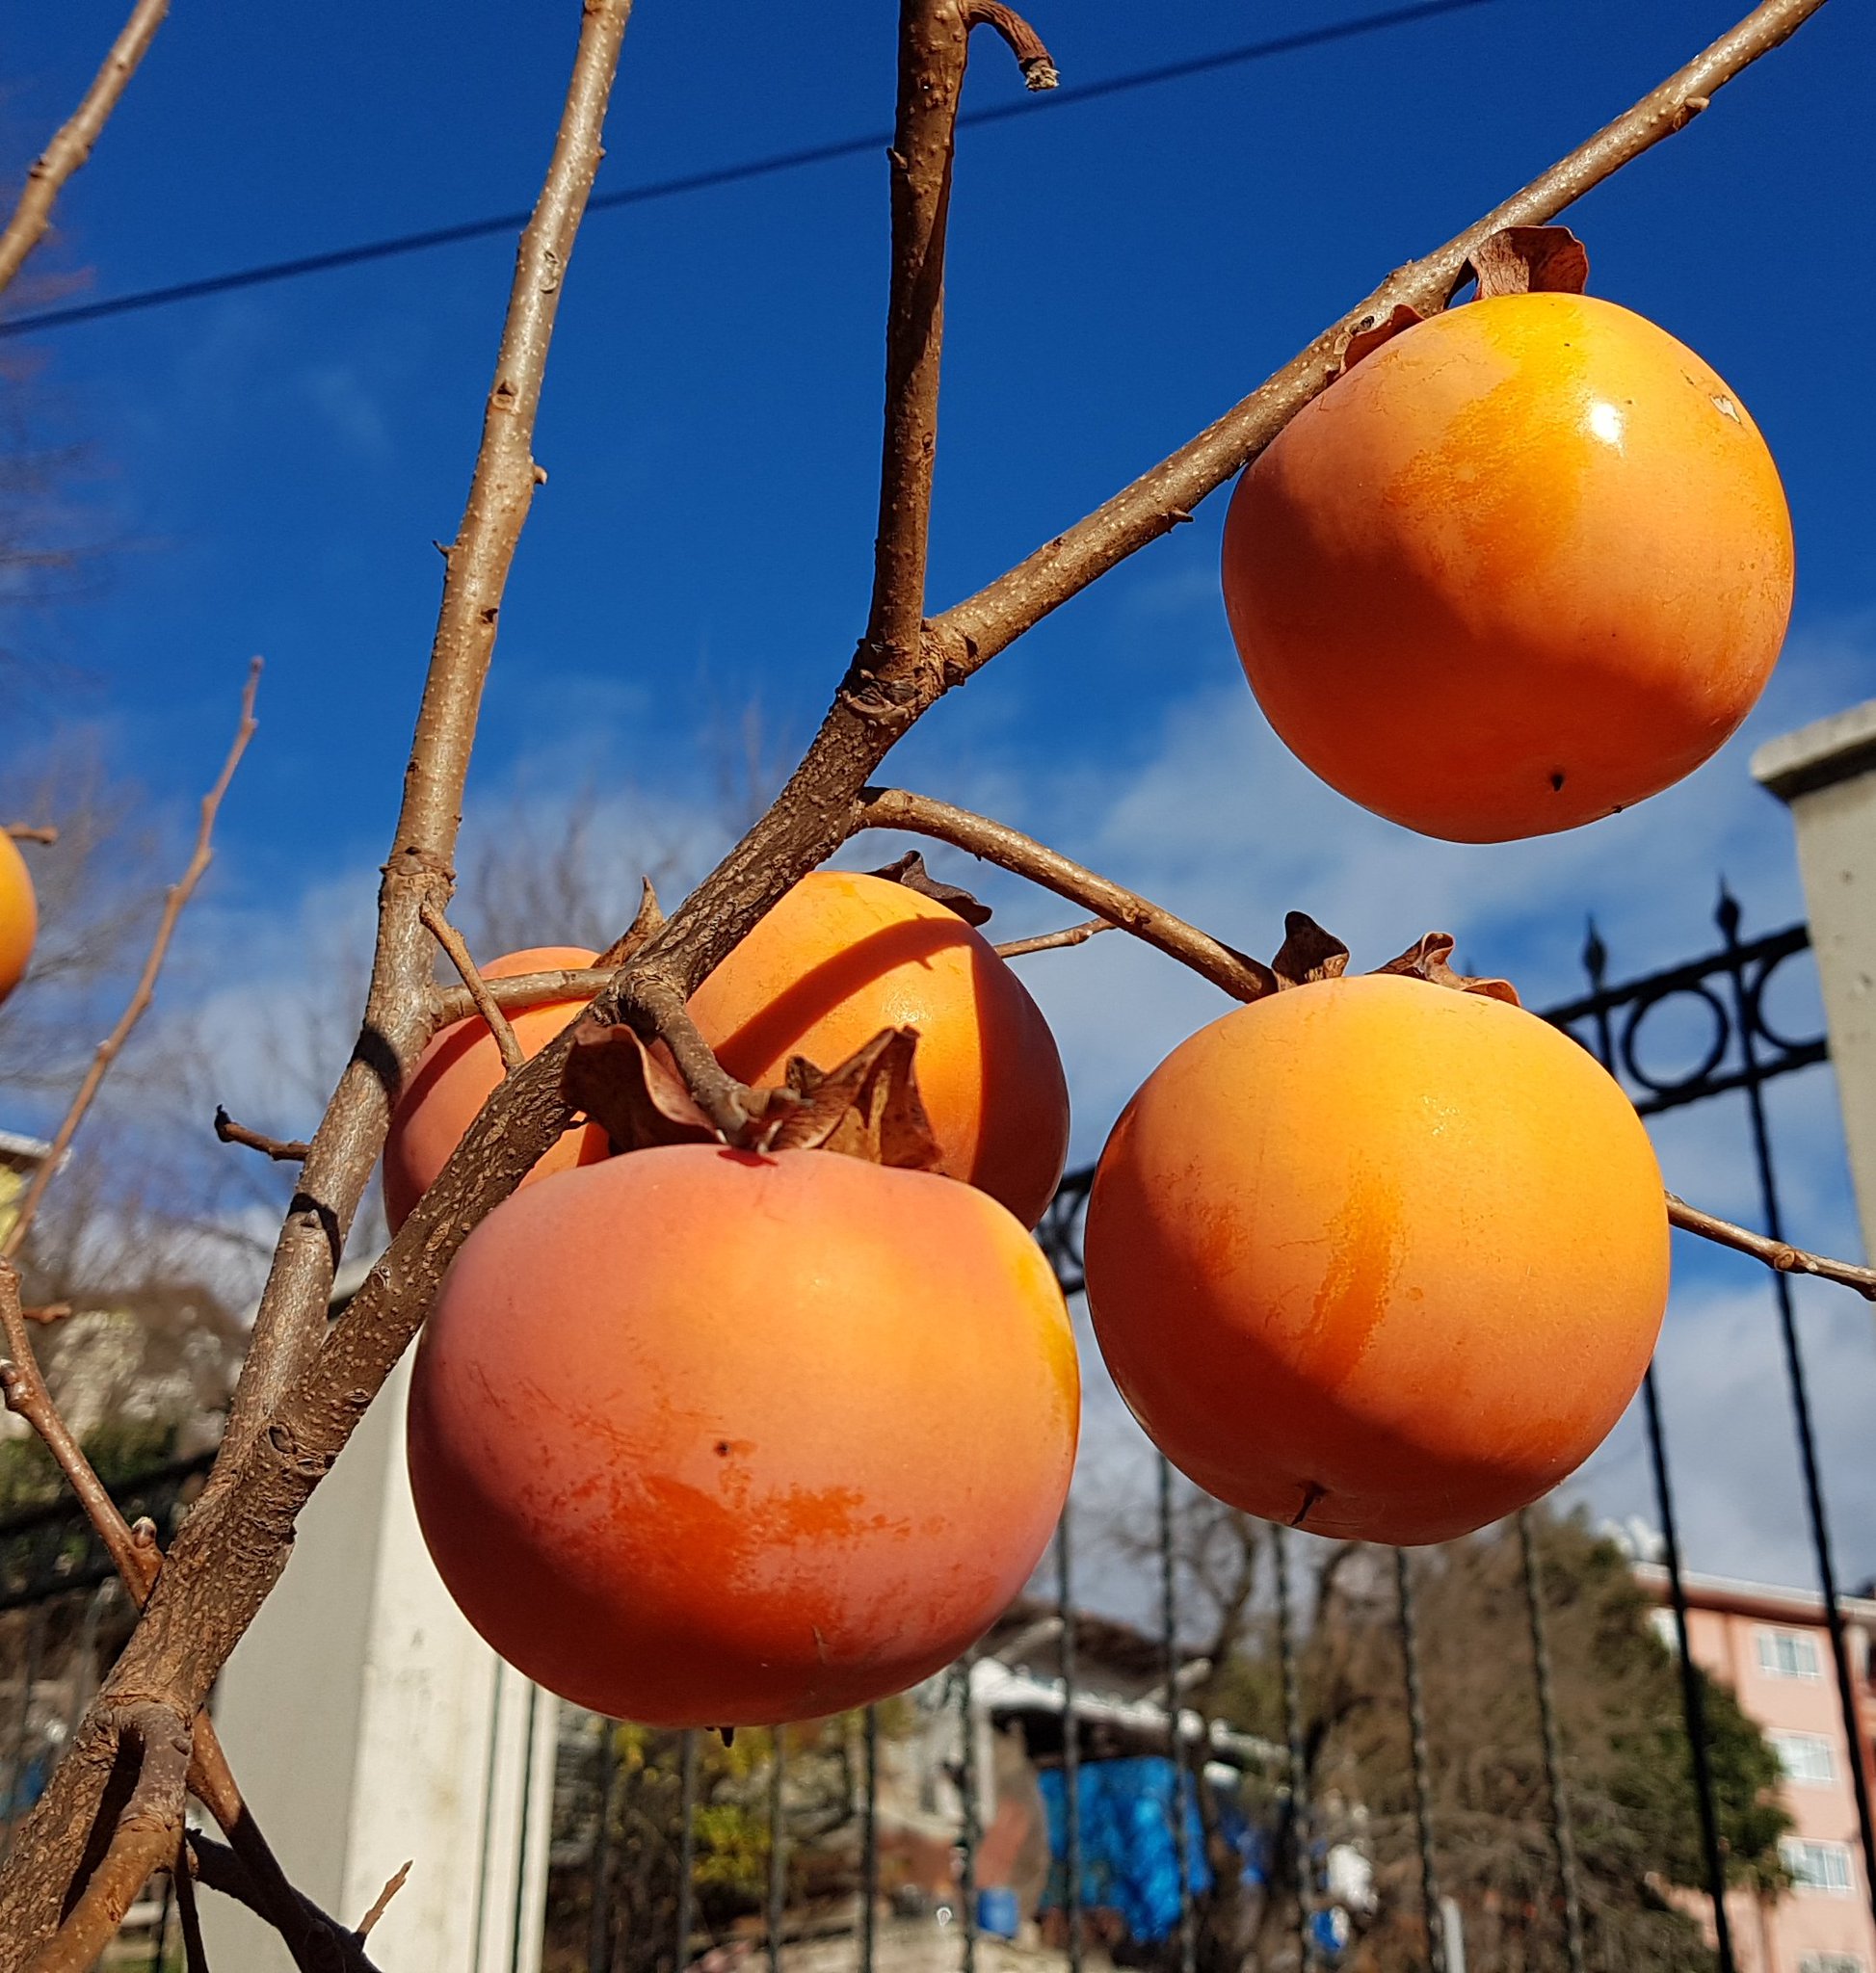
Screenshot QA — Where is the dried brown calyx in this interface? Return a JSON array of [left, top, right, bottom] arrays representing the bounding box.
[[563, 1021, 944, 1172], [1334, 222, 1591, 374], [867, 850, 992, 926], [1266, 911, 1520, 1006]]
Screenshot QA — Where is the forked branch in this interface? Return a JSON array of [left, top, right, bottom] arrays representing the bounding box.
[[420, 899, 524, 1071], [24, 1705, 192, 1973], [852, 786, 1276, 1000], [0, 0, 169, 299], [1, 660, 260, 1267]]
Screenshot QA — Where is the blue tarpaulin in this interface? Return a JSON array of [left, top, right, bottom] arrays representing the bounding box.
[[1036, 1757, 1214, 1944]]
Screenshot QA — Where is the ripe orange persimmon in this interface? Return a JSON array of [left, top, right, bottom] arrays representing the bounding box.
[[408, 1144, 1079, 1725], [688, 870, 1070, 1227], [0, 832, 35, 1007], [1221, 293, 1794, 841], [382, 945, 606, 1231], [1084, 974, 1668, 1545]]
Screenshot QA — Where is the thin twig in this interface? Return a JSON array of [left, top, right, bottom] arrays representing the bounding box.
[[419, 899, 524, 1071], [24, 1705, 192, 1973], [1, 660, 261, 1266], [994, 916, 1115, 960], [18, 1302, 71, 1325], [187, 1840, 383, 1973], [858, 0, 1055, 688], [0, 0, 169, 299], [355, 1861, 411, 1939], [174, 1840, 209, 1973], [220, 0, 637, 1454], [1668, 1194, 1876, 1301], [2, 825, 58, 846], [213, 1109, 310, 1164], [1, 1259, 159, 1597], [440, 965, 614, 1024], [853, 787, 1275, 1002]]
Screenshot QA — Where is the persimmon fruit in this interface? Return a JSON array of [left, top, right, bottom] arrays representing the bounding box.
[[1084, 973, 1668, 1545], [382, 944, 606, 1231], [408, 1144, 1079, 1725], [0, 833, 35, 1007], [1221, 292, 1794, 841], [688, 870, 1070, 1227]]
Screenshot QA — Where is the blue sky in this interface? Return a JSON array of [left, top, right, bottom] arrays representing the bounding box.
[[3, 1, 1875, 1592]]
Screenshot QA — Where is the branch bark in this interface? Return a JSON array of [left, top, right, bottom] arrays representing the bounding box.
[[1, 660, 260, 1266], [0, 0, 169, 300], [219, 0, 636, 1455], [3, 825, 59, 846], [213, 1109, 311, 1163], [419, 899, 524, 1071], [993, 916, 1115, 960], [22, 1704, 192, 1973], [1668, 1193, 1876, 1301], [852, 786, 1276, 1001]]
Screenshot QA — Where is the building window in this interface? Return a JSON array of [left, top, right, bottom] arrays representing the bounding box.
[[1772, 1730, 1837, 1785], [1798, 1956, 1863, 1973], [1783, 1838, 1855, 1894], [1759, 1628, 1823, 1679]]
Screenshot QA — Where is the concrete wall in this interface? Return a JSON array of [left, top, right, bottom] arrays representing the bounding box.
[[1754, 699, 1876, 1255], [199, 1351, 556, 1973]]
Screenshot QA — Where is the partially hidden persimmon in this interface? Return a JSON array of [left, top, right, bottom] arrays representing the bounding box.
[[1084, 973, 1668, 1545], [1, 832, 37, 1008], [1221, 292, 1794, 842], [408, 1144, 1079, 1725], [382, 945, 607, 1231], [687, 870, 1070, 1228]]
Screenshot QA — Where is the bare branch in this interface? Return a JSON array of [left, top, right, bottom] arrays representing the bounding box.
[[1668, 1193, 1876, 1301], [24, 1705, 191, 1973], [355, 1861, 411, 1939], [994, 916, 1115, 960], [419, 898, 524, 1071], [1, 660, 261, 1267], [852, 787, 1276, 1002], [441, 964, 613, 1023], [932, 0, 1831, 674], [222, 0, 637, 1451], [174, 1841, 209, 1973], [859, 0, 1055, 688], [0, 0, 169, 299], [615, 970, 755, 1142], [3, 824, 59, 845], [213, 1109, 310, 1164], [187, 1838, 383, 1973]]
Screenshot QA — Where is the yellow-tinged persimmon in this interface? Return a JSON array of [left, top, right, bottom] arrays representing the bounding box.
[[688, 871, 1070, 1227], [408, 1144, 1079, 1725], [382, 944, 606, 1231], [1084, 973, 1668, 1545], [0, 832, 36, 1008], [1221, 293, 1793, 841]]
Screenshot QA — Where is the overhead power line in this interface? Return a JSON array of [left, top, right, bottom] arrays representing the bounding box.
[[0, 0, 1496, 342]]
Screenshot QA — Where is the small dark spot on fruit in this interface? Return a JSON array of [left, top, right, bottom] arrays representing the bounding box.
[[714, 1440, 731, 1456], [1549, 770, 1567, 792]]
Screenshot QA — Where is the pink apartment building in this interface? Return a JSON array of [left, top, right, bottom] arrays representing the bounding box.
[[1636, 1565, 1876, 1973]]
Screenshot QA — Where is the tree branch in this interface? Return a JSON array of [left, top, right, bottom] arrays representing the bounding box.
[[615, 970, 755, 1141], [3, 825, 59, 846], [418, 899, 524, 1071], [993, 916, 1115, 960], [213, 1109, 310, 1163], [851, 786, 1276, 1001], [440, 964, 613, 1023], [219, 0, 636, 1454], [931, 0, 1830, 674], [0, 0, 169, 300], [24, 1705, 192, 1973], [1, 660, 260, 1267], [173, 1840, 209, 1973], [1668, 1194, 1876, 1301]]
